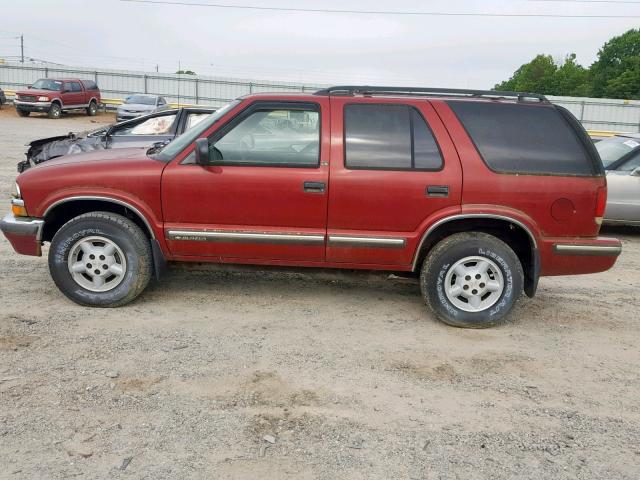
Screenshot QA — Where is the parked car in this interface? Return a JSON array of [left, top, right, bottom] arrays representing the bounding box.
[[595, 133, 640, 225], [117, 94, 168, 122], [0, 86, 621, 328], [0, 88, 6, 108], [17, 107, 214, 173], [14, 78, 101, 119]]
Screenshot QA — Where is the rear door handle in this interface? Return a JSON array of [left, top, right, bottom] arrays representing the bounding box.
[[426, 185, 449, 197], [303, 181, 326, 193]]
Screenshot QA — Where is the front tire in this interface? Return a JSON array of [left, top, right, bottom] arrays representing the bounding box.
[[48, 103, 62, 119], [48, 212, 152, 307], [420, 232, 524, 328]]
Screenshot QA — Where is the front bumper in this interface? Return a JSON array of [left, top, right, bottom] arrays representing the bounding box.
[[15, 100, 52, 113], [117, 112, 145, 121], [0, 213, 44, 256]]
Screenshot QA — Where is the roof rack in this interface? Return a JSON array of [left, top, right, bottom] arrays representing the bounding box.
[[313, 85, 548, 103]]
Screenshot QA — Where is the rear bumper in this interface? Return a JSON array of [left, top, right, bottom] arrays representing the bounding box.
[[0, 213, 44, 256], [541, 236, 621, 276]]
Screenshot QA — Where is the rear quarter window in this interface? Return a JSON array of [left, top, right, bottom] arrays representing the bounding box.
[[446, 101, 599, 176], [82, 80, 99, 91]]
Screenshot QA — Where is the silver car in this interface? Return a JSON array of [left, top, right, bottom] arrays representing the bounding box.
[[116, 94, 168, 122], [595, 133, 640, 225]]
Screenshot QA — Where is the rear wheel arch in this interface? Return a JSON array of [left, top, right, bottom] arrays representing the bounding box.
[[413, 214, 538, 297]]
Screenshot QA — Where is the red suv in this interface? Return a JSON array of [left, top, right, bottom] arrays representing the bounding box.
[[0, 86, 621, 328], [14, 78, 101, 119]]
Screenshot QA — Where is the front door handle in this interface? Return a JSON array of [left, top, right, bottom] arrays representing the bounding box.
[[426, 185, 449, 197], [303, 181, 326, 193]]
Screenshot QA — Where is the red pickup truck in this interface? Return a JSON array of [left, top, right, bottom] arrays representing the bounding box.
[[14, 78, 101, 119], [0, 86, 622, 328]]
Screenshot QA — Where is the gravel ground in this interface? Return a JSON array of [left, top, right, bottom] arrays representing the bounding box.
[[0, 107, 639, 479]]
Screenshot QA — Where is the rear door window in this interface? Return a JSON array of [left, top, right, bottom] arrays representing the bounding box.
[[344, 104, 442, 170], [447, 101, 596, 176]]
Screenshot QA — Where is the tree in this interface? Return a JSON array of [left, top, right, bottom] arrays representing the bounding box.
[[602, 57, 640, 100], [494, 54, 557, 94], [590, 29, 640, 99], [551, 54, 590, 97], [176, 69, 196, 75], [494, 28, 640, 99]]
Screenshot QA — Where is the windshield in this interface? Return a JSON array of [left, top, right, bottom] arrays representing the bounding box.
[[31, 79, 62, 91], [152, 100, 241, 161], [595, 136, 640, 168], [125, 95, 157, 105]]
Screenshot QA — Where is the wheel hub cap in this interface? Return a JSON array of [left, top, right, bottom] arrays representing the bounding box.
[[67, 236, 127, 292], [444, 256, 504, 313]]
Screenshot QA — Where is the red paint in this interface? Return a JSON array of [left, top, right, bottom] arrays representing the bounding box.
[[6, 92, 621, 281], [2, 230, 41, 256]]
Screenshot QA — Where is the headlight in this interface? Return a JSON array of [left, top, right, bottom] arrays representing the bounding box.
[[37, 96, 49, 102], [14, 94, 20, 100], [14, 182, 21, 198]]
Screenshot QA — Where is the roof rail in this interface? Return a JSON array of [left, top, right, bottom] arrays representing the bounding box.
[[313, 85, 548, 103]]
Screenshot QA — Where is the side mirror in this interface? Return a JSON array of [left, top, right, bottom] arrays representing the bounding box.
[[194, 138, 210, 165], [630, 167, 640, 177]]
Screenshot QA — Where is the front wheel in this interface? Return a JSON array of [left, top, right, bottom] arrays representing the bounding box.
[[48, 212, 152, 307], [420, 232, 523, 328], [48, 103, 62, 119]]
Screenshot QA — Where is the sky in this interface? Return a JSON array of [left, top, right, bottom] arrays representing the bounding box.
[[1, 0, 639, 88]]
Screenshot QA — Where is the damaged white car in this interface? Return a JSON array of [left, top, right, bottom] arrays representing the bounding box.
[[18, 107, 214, 172]]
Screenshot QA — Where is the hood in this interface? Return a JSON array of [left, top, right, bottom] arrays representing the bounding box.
[[33, 147, 151, 169], [16, 89, 59, 97]]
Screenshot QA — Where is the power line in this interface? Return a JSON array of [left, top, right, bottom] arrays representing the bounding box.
[[528, 0, 640, 3], [119, 0, 640, 17]]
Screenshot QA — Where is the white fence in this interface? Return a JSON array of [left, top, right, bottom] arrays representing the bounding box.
[[1, 62, 639, 132]]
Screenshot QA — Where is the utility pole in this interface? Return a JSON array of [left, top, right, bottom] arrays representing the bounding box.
[[20, 34, 24, 63]]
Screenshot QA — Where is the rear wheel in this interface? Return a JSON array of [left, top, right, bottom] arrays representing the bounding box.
[[86, 100, 97, 116], [48, 212, 152, 307], [17, 108, 30, 117], [48, 103, 62, 119], [420, 232, 523, 328]]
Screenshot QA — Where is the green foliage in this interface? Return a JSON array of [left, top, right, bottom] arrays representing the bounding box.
[[495, 29, 640, 99]]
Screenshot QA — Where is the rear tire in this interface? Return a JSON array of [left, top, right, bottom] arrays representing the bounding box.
[[420, 232, 523, 328], [48, 212, 152, 307], [17, 108, 30, 117], [48, 103, 62, 119], [86, 100, 97, 116]]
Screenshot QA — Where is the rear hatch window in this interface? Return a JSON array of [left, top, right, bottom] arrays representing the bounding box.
[[446, 101, 602, 176]]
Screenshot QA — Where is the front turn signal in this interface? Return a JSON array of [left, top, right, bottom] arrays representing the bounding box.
[[11, 199, 28, 217]]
